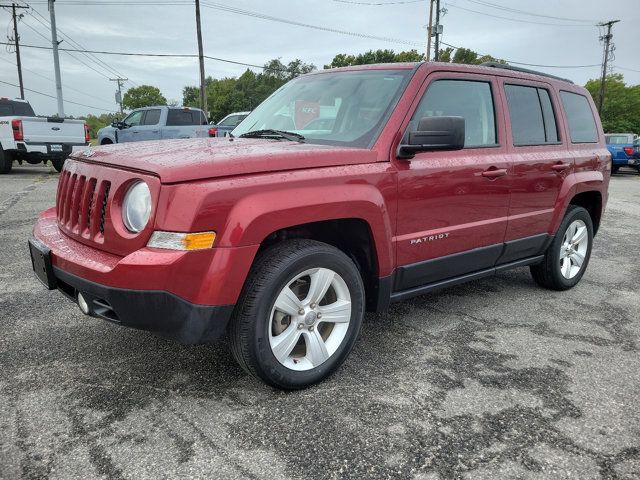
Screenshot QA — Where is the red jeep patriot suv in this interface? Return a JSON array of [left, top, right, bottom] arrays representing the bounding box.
[[30, 62, 610, 389]]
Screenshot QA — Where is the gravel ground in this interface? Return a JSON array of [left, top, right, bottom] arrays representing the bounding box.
[[1, 163, 639, 480]]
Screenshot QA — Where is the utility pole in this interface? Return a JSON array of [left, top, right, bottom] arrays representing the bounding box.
[[48, 0, 64, 117], [434, 0, 441, 61], [110, 77, 127, 115], [1, 3, 28, 99], [597, 20, 620, 113], [195, 0, 208, 119], [426, 0, 434, 61]]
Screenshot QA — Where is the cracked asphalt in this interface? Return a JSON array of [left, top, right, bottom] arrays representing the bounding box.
[[1, 163, 639, 479]]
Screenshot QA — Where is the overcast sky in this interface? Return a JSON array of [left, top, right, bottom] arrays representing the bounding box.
[[1, 0, 638, 118]]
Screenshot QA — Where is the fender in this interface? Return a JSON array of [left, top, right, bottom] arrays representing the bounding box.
[[218, 184, 395, 277], [549, 170, 604, 234]]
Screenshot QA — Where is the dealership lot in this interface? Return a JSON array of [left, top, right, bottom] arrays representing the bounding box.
[[1, 164, 639, 479]]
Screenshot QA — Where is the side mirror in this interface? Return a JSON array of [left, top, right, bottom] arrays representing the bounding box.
[[397, 116, 465, 159], [111, 119, 123, 129]]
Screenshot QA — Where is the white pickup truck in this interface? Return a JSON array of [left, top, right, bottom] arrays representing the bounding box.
[[0, 97, 89, 174]]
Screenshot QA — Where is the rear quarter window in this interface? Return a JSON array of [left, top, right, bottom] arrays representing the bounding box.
[[560, 91, 598, 143], [0, 100, 35, 117], [166, 109, 200, 126]]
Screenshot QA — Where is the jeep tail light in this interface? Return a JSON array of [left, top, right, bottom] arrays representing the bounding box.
[[623, 147, 634, 156], [11, 119, 23, 141], [84, 123, 91, 142], [208, 127, 217, 137]]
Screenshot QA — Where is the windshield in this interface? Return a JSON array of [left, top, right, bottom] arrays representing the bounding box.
[[232, 70, 412, 148]]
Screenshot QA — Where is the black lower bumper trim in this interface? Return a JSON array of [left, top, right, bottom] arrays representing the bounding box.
[[54, 267, 234, 344]]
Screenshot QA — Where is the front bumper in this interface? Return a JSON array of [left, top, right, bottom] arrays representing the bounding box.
[[52, 266, 233, 344], [30, 208, 258, 344]]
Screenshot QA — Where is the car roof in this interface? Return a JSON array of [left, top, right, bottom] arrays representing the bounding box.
[[309, 61, 577, 87]]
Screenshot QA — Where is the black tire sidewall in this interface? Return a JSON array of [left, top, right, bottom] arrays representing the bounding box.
[[549, 207, 594, 289], [0, 149, 12, 174], [248, 247, 364, 389], [51, 158, 65, 172]]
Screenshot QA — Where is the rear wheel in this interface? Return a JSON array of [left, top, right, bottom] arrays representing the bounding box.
[[530, 205, 593, 290], [230, 239, 365, 389], [51, 158, 65, 172], [612, 165, 620, 174], [101, 138, 113, 145], [0, 149, 12, 174]]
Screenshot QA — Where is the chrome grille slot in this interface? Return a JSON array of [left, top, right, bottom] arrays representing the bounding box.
[[99, 182, 111, 235]]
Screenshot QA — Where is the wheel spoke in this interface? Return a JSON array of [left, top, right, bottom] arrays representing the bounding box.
[[305, 268, 334, 305], [271, 325, 301, 363], [561, 258, 571, 277], [571, 225, 587, 245], [304, 330, 330, 367], [318, 299, 351, 323], [274, 286, 303, 317], [570, 251, 585, 268], [566, 222, 576, 243]]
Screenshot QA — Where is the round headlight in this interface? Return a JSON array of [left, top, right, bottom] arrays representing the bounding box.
[[122, 181, 151, 233]]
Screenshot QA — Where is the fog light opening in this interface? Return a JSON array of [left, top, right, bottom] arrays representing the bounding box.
[[77, 292, 91, 315]]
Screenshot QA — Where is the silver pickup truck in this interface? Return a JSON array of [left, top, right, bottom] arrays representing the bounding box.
[[0, 98, 89, 174], [97, 106, 210, 145]]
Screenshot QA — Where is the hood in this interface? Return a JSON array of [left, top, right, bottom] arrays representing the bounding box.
[[71, 138, 378, 183]]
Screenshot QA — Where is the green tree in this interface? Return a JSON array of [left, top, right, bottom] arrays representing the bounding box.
[[82, 113, 118, 139], [122, 85, 167, 110], [183, 58, 315, 123], [585, 74, 640, 134], [324, 49, 424, 68], [436, 47, 505, 65]]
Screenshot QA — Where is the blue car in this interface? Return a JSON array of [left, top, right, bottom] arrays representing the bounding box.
[[605, 133, 639, 174]]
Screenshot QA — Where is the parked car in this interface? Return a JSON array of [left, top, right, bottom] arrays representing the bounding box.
[[97, 106, 210, 145], [605, 132, 639, 174], [30, 62, 610, 389], [0, 97, 89, 174], [208, 111, 250, 137]]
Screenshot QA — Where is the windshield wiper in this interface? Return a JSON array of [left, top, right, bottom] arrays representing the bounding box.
[[238, 129, 305, 142]]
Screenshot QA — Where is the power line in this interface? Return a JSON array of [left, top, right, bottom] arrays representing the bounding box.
[[0, 53, 116, 106], [332, 0, 425, 5], [20, 1, 137, 85], [0, 78, 115, 111], [199, 1, 423, 47], [445, 3, 597, 27], [463, 0, 596, 24]]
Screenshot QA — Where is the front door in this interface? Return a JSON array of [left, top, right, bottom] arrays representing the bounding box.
[[394, 74, 511, 291]]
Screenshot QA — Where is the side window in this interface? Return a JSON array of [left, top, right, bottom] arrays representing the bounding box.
[[504, 85, 558, 145], [142, 109, 161, 126], [411, 79, 496, 147], [123, 110, 144, 127], [560, 91, 598, 143], [219, 115, 240, 127], [166, 109, 197, 126]]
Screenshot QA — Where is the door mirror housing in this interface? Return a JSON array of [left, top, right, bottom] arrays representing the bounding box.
[[397, 116, 465, 159], [111, 119, 125, 129]]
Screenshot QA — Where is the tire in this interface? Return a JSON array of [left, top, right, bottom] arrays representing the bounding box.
[[51, 158, 65, 173], [612, 165, 620, 174], [530, 205, 593, 290], [0, 149, 13, 174], [229, 239, 365, 390], [101, 139, 113, 145]]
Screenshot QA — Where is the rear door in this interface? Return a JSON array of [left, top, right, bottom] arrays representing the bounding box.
[[394, 73, 511, 291], [500, 79, 568, 258]]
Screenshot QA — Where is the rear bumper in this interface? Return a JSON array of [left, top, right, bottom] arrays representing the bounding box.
[[612, 157, 637, 166], [12, 141, 90, 159], [53, 267, 233, 344]]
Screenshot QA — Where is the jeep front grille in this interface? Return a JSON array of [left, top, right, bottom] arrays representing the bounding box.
[[57, 169, 111, 241]]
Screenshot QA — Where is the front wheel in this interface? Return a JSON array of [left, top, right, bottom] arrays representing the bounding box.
[[230, 240, 365, 389], [530, 205, 593, 290]]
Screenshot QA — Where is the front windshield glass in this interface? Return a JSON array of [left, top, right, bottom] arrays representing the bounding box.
[[232, 70, 412, 148]]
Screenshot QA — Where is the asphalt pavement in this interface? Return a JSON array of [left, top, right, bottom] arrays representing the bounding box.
[[1, 163, 639, 479]]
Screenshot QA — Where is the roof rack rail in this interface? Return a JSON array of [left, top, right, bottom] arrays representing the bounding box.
[[480, 62, 574, 84]]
